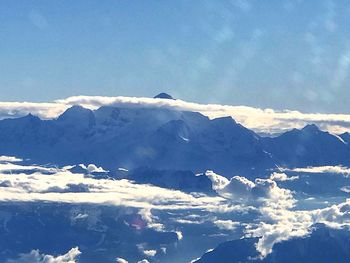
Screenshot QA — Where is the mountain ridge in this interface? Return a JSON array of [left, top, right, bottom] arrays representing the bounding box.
[[0, 103, 349, 177]]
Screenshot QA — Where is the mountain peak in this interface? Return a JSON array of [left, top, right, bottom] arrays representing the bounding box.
[[25, 113, 38, 119], [302, 124, 320, 133], [340, 132, 350, 143], [58, 105, 91, 118], [153, 93, 175, 100], [20, 113, 41, 122], [57, 105, 95, 128]]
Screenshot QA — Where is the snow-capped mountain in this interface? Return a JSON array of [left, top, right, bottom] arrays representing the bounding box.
[[262, 124, 350, 167], [0, 94, 349, 178], [0, 102, 272, 177], [340, 132, 350, 144]]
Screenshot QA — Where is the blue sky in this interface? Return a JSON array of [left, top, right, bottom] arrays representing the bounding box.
[[1, 0, 350, 113]]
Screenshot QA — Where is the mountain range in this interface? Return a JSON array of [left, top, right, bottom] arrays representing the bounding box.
[[0, 93, 349, 178]]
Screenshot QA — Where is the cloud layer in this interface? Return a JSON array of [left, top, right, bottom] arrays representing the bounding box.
[[0, 161, 234, 213], [2, 157, 350, 259]]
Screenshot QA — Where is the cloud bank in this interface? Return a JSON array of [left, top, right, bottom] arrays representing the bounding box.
[[0, 161, 236, 213], [2, 158, 350, 259]]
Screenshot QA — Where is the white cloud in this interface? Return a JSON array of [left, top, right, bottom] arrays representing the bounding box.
[[0, 101, 66, 120], [244, 183, 350, 257], [0, 156, 23, 163], [136, 260, 150, 263], [0, 162, 61, 173], [73, 213, 88, 220], [176, 231, 183, 241], [205, 171, 304, 257], [6, 247, 81, 263], [283, 166, 350, 176], [172, 213, 206, 225], [340, 186, 350, 193], [214, 220, 240, 230], [208, 173, 295, 210], [0, 95, 350, 135], [204, 170, 230, 191], [246, 206, 309, 257], [138, 208, 164, 231], [143, 250, 157, 257], [137, 243, 157, 258], [269, 172, 299, 181], [220, 176, 256, 199], [115, 258, 128, 263], [78, 164, 108, 173]]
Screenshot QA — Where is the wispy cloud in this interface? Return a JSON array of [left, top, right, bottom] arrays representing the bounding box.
[[282, 165, 350, 176]]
